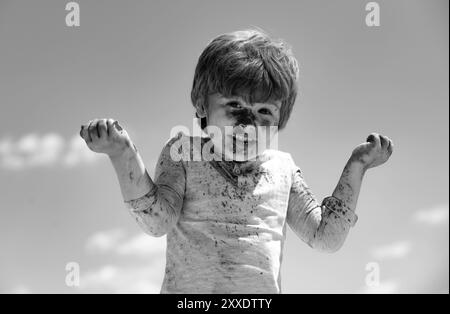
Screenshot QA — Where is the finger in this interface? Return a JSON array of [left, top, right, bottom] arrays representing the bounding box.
[[366, 133, 375, 143], [84, 121, 94, 142], [106, 119, 115, 137], [97, 119, 108, 139], [380, 135, 389, 150], [387, 139, 394, 156], [108, 120, 122, 138], [80, 124, 89, 141], [112, 121, 124, 136], [366, 133, 381, 149], [88, 119, 100, 141], [114, 120, 123, 131]]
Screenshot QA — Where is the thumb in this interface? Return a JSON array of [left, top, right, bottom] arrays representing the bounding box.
[[108, 120, 125, 138], [113, 121, 123, 131]]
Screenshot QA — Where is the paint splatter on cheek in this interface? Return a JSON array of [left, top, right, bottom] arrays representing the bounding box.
[[223, 109, 256, 126]]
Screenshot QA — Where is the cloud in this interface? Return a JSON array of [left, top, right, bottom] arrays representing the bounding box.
[[79, 264, 164, 294], [0, 138, 23, 170], [0, 133, 101, 170], [0, 133, 64, 169], [82, 229, 166, 293], [82, 228, 167, 293], [361, 280, 399, 294], [85, 229, 166, 257], [85, 229, 127, 253], [370, 241, 412, 260], [19, 133, 65, 166], [413, 204, 449, 226], [116, 233, 166, 257], [10, 285, 32, 294]]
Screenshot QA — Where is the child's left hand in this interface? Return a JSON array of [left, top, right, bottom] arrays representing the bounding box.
[[350, 133, 394, 170]]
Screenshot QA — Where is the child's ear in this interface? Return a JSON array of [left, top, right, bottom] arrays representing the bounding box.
[[195, 101, 207, 118]]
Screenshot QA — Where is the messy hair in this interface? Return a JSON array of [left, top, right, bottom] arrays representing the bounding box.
[[190, 28, 300, 130]]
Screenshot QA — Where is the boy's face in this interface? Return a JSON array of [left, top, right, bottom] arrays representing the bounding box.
[[201, 93, 281, 161]]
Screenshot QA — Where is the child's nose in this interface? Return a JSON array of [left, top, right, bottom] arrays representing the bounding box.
[[234, 108, 256, 127]]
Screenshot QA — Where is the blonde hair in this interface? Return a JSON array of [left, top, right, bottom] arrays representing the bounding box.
[[191, 28, 300, 130]]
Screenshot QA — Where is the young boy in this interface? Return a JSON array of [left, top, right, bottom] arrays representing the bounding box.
[[80, 29, 393, 294]]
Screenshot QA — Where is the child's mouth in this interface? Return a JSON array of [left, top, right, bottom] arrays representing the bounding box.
[[231, 134, 255, 144]]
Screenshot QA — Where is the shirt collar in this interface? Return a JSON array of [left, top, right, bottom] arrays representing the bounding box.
[[200, 136, 270, 174]]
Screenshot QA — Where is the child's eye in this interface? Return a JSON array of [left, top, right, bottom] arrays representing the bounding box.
[[228, 101, 243, 109], [258, 108, 272, 115]]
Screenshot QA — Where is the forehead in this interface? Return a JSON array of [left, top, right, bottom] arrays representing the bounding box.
[[211, 93, 281, 110]]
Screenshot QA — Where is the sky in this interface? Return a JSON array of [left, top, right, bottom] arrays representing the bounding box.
[[0, 0, 448, 294]]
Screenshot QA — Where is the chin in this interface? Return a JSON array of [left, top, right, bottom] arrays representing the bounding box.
[[226, 139, 260, 162]]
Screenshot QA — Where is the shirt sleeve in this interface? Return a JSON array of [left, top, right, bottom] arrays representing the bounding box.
[[124, 131, 186, 237], [286, 154, 357, 253]]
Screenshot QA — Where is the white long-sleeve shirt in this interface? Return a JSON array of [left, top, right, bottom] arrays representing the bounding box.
[[124, 131, 357, 294]]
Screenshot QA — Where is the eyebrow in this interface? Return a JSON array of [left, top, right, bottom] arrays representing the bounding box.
[[221, 95, 281, 111], [264, 101, 281, 111]]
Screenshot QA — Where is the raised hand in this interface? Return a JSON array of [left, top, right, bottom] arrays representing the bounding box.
[[350, 133, 394, 170], [80, 118, 135, 158]]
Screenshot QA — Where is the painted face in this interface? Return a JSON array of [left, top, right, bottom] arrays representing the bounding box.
[[202, 93, 281, 161]]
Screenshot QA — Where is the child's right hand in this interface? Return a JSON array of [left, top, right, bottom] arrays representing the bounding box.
[[79, 119, 135, 158]]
